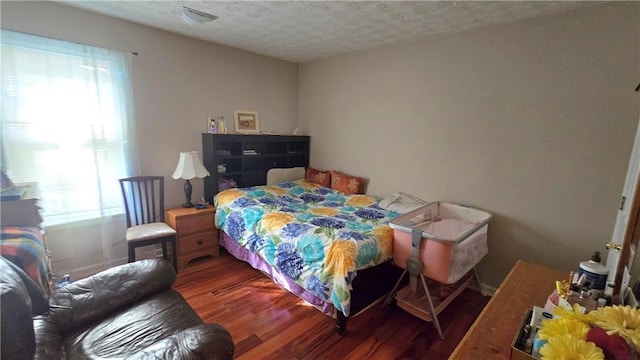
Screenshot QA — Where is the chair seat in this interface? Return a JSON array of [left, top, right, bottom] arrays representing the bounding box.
[[126, 223, 176, 242]]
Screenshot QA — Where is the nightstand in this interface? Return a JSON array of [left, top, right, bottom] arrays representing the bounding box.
[[165, 206, 219, 270]]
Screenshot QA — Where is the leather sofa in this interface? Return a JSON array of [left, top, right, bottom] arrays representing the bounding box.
[[0, 257, 234, 359]]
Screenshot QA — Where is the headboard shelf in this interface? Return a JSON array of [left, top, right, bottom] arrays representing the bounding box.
[[202, 133, 310, 203]]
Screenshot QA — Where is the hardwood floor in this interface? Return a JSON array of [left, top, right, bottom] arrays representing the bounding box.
[[173, 251, 490, 360]]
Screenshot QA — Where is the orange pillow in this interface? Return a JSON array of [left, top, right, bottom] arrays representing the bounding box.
[[306, 167, 331, 187], [330, 171, 364, 195]]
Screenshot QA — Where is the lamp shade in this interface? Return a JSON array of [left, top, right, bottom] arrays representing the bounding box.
[[172, 151, 210, 180]]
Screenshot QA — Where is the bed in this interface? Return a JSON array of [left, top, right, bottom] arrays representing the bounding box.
[[214, 179, 404, 333]]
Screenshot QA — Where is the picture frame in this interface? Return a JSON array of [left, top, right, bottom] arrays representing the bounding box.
[[234, 110, 260, 134]]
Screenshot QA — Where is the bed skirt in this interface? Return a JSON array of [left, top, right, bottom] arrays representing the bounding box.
[[219, 231, 336, 317], [219, 230, 404, 334]]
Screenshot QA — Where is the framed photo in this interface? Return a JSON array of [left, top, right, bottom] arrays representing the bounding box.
[[234, 110, 260, 134]]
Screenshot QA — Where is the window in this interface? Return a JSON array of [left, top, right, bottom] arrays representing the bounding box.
[[1, 30, 138, 226]]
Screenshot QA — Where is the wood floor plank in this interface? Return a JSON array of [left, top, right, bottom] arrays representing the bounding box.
[[175, 251, 490, 359]]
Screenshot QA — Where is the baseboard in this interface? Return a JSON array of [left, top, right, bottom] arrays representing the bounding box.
[[479, 282, 497, 297], [66, 247, 170, 280], [58, 256, 128, 281]]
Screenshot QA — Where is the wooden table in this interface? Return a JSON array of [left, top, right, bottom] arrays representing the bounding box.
[[449, 260, 568, 359]]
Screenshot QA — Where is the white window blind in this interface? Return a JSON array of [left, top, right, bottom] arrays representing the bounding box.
[[1, 30, 138, 227]]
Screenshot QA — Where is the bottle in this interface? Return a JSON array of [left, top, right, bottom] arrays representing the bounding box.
[[218, 116, 227, 134], [567, 288, 597, 313], [524, 335, 533, 354], [55, 274, 73, 289], [532, 327, 546, 358], [208, 116, 217, 134], [597, 298, 607, 308], [578, 251, 609, 295]]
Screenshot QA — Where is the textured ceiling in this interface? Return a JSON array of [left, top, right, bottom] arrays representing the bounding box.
[[57, 1, 598, 63]]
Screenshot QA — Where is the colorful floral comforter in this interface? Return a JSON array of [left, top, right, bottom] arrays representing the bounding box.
[[214, 180, 400, 316]]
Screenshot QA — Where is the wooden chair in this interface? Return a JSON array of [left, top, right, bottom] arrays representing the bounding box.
[[119, 176, 177, 271]]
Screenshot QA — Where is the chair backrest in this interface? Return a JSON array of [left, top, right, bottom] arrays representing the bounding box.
[[119, 176, 165, 228]]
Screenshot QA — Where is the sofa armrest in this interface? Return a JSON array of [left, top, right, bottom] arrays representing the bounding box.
[[33, 316, 65, 360], [128, 324, 235, 360], [49, 258, 175, 334], [1, 258, 37, 360]]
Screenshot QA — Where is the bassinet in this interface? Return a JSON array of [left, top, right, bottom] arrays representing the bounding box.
[[386, 202, 492, 338]]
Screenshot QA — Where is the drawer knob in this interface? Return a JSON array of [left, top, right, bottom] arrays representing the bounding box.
[[197, 240, 203, 245]]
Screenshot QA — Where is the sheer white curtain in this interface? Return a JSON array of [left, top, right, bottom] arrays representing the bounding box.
[[1, 30, 138, 270]]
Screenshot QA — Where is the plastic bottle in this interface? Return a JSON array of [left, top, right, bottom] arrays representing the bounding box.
[[55, 274, 73, 289], [208, 116, 217, 134], [578, 251, 608, 293], [567, 288, 597, 313], [218, 116, 227, 134], [532, 328, 546, 359]]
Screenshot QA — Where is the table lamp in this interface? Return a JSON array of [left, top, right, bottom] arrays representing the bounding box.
[[172, 151, 210, 208]]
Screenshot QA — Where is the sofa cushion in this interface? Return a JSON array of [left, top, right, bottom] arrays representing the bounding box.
[[0, 257, 48, 315], [63, 290, 203, 358], [0, 257, 38, 360], [129, 324, 235, 360], [49, 258, 176, 334]]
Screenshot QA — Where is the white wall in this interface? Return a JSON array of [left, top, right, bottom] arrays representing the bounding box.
[[1, 1, 299, 277], [299, 3, 640, 288], [3, 1, 639, 290]]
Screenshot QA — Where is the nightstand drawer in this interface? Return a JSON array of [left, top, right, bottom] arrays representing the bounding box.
[[175, 212, 215, 234], [179, 231, 216, 255]]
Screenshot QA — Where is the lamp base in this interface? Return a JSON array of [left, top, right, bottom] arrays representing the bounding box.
[[182, 179, 194, 208]]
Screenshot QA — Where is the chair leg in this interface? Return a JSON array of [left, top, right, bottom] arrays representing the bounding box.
[[161, 241, 168, 260], [128, 244, 135, 263], [171, 237, 178, 273]]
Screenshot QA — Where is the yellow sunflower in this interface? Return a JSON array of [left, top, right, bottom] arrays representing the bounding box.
[[345, 195, 375, 207], [538, 318, 590, 341], [311, 207, 339, 217], [263, 186, 288, 195], [589, 305, 640, 352], [540, 334, 604, 360], [215, 189, 244, 205], [299, 180, 321, 189], [324, 240, 356, 275], [373, 226, 394, 257], [260, 212, 294, 232], [553, 303, 592, 324]]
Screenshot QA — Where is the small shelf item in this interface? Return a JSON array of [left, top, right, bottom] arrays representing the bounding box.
[[234, 110, 260, 134]]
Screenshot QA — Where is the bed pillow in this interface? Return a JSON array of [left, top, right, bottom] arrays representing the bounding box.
[[330, 171, 364, 195], [306, 167, 331, 187], [379, 192, 428, 213], [267, 167, 306, 185]]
